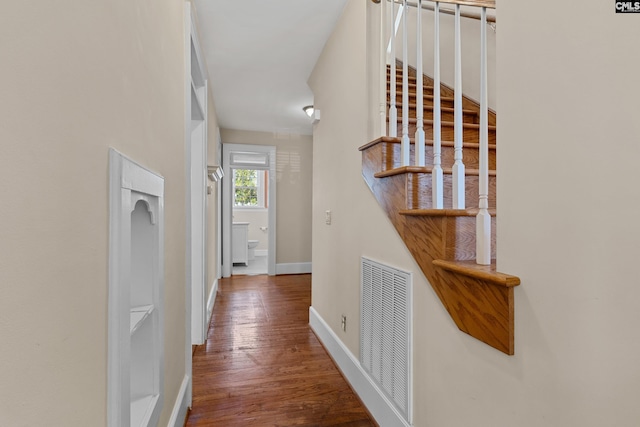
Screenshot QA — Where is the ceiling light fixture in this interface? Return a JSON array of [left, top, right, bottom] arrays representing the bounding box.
[[303, 105, 314, 117]]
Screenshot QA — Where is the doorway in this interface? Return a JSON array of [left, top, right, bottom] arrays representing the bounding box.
[[222, 144, 276, 277], [230, 167, 269, 275]]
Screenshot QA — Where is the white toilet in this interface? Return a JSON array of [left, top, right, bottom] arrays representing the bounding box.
[[248, 240, 259, 261]]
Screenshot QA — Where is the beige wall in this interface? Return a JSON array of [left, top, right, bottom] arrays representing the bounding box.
[[220, 129, 312, 264], [309, 0, 427, 356], [312, 0, 640, 426], [492, 0, 640, 425], [0, 1, 191, 425]]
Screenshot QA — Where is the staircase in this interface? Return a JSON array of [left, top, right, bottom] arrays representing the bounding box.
[[359, 64, 520, 355]]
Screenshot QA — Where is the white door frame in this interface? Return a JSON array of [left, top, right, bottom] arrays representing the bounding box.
[[184, 2, 208, 410], [185, 3, 208, 348], [216, 129, 223, 280], [222, 143, 277, 277]]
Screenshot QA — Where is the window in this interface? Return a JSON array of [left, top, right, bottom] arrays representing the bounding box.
[[233, 169, 267, 208]]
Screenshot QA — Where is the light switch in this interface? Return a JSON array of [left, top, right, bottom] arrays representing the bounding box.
[[325, 210, 331, 225]]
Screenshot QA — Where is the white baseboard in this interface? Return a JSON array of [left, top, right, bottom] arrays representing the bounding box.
[[309, 307, 411, 427], [206, 279, 218, 328], [167, 375, 190, 427], [276, 262, 312, 275], [255, 249, 268, 257]]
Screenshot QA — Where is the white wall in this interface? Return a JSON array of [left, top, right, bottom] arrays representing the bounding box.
[[312, 0, 640, 426]]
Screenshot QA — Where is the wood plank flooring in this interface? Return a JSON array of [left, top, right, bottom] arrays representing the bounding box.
[[186, 274, 375, 427]]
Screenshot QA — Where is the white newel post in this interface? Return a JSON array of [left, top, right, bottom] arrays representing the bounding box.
[[452, 4, 465, 209], [476, 7, 491, 265], [389, 0, 397, 138], [432, 2, 444, 209], [401, 0, 410, 166], [414, 0, 425, 167]]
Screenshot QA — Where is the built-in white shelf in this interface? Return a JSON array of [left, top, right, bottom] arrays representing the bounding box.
[[109, 149, 164, 427], [130, 305, 154, 335], [130, 394, 159, 427]]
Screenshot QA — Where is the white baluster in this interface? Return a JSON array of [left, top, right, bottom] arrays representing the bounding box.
[[432, 2, 443, 209], [476, 7, 491, 265], [389, 0, 397, 138], [452, 4, 465, 209], [379, 0, 388, 137], [415, 0, 425, 167], [401, 0, 410, 166]]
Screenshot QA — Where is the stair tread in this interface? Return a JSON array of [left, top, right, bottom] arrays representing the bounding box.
[[390, 94, 456, 101], [374, 165, 496, 178], [433, 259, 521, 288], [359, 136, 496, 151], [400, 207, 497, 216]]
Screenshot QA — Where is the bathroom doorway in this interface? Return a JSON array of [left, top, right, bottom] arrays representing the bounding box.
[[221, 144, 276, 277], [230, 168, 269, 275]]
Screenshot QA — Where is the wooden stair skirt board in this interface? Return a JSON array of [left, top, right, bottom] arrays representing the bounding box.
[[362, 137, 520, 352]]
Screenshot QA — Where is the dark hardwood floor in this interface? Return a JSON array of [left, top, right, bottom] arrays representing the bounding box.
[[186, 274, 375, 427]]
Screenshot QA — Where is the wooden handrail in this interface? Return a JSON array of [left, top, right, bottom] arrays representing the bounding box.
[[374, 0, 496, 23], [438, 0, 494, 7], [375, 0, 494, 7]]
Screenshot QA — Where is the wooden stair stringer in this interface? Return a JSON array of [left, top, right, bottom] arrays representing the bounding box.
[[360, 137, 519, 355]]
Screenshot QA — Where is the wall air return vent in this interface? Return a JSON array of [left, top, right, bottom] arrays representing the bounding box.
[[360, 257, 412, 424]]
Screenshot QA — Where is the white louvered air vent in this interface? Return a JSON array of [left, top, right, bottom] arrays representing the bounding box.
[[361, 257, 412, 423]]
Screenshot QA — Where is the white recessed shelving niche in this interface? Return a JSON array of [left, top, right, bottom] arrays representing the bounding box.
[[109, 149, 164, 427]]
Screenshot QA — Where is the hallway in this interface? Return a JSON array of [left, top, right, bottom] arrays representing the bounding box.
[[186, 274, 375, 426]]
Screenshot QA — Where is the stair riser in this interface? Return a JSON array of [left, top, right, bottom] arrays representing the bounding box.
[[382, 141, 496, 170], [442, 215, 497, 261], [399, 209, 497, 263], [406, 173, 496, 211], [422, 124, 496, 144], [387, 74, 419, 83], [388, 82, 434, 96], [389, 94, 455, 109], [390, 122, 497, 144], [392, 108, 478, 124]]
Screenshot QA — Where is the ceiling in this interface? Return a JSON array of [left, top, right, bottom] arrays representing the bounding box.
[[194, 0, 348, 136]]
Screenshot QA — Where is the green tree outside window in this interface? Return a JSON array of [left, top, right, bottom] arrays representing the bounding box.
[[234, 169, 259, 207]]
